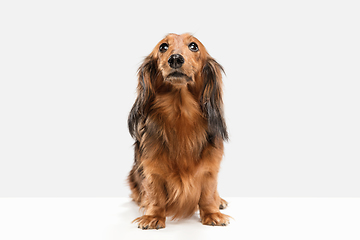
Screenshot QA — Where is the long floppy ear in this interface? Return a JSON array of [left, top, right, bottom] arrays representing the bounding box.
[[200, 58, 228, 142], [128, 55, 158, 140]]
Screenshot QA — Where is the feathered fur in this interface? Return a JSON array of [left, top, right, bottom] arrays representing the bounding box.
[[128, 33, 230, 229]]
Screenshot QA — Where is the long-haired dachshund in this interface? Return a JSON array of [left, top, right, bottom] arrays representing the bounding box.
[[128, 33, 230, 229]]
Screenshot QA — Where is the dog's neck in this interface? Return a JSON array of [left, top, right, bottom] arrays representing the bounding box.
[[160, 86, 197, 115]]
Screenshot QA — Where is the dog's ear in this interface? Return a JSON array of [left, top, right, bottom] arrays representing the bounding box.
[[128, 55, 158, 140], [200, 58, 228, 142]]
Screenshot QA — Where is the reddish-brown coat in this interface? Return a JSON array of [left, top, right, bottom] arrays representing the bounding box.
[[128, 33, 230, 229]]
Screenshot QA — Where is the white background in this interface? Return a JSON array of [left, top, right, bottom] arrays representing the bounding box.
[[0, 0, 359, 197], [1, 198, 360, 240]]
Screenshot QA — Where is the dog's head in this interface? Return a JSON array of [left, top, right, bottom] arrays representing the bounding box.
[[153, 33, 206, 86], [129, 33, 228, 141]]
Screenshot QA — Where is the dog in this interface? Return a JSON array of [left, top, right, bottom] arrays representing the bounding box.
[[128, 33, 230, 229]]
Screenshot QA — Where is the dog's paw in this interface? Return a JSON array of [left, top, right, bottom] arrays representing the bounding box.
[[201, 212, 230, 226], [219, 198, 228, 209], [133, 215, 166, 230]]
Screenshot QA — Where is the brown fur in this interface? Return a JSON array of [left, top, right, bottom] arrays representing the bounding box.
[[128, 33, 230, 229]]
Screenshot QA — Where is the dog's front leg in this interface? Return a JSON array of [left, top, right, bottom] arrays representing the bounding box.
[[198, 172, 230, 226], [133, 174, 167, 230]]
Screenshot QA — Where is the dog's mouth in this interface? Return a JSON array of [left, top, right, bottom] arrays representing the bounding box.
[[167, 71, 188, 78], [165, 71, 192, 85]]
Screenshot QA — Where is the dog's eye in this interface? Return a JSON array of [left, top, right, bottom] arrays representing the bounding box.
[[159, 43, 169, 53], [188, 42, 199, 52]]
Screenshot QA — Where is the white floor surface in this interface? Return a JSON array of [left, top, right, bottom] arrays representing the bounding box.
[[0, 197, 359, 240]]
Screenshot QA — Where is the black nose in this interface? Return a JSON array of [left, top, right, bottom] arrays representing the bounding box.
[[168, 54, 184, 69]]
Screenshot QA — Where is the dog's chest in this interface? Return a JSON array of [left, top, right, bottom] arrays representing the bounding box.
[[152, 89, 207, 157]]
